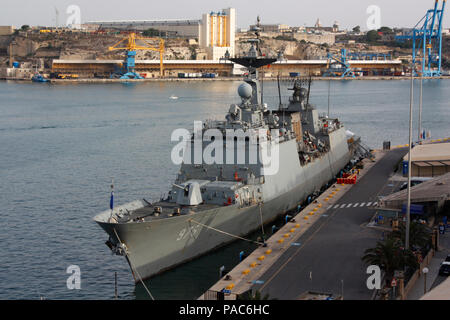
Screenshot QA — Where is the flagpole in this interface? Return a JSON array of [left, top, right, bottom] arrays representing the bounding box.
[[110, 178, 114, 220]]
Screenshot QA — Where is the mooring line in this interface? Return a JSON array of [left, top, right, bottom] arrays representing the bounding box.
[[188, 219, 264, 245], [113, 228, 155, 300]]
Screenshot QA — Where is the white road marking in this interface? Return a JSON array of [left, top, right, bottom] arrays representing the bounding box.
[[333, 205, 339, 209], [360, 202, 366, 207], [353, 203, 359, 207], [340, 204, 347, 208], [346, 203, 353, 208], [366, 202, 372, 207], [328, 205, 334, 209]]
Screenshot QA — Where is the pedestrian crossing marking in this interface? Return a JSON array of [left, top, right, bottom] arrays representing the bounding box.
[[323, 201, 377, 211]]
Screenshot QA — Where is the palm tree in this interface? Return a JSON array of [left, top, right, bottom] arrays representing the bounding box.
[[389, 221, 432, 250], [362, 238, 418, 284]]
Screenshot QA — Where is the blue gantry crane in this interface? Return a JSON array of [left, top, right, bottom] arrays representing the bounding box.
[[324, 49, 393, 78], [324, 49, 355, 78], [396, 0, 446, 77]]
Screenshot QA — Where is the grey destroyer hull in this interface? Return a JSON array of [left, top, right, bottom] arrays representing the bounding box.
[[94, 128, 351, 282]]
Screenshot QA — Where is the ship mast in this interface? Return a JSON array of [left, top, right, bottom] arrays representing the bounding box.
[[229, 16, 277, 108]]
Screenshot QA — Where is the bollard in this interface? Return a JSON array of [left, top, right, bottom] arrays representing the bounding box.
[[285, 215, 292, 224], [219, 265, 226, 278], [283, 233, 290, 238], [272, 225, 278, 234], [242, 269, 250, 275], [239, 251, 245, 262], [250, 262, 257, 268], [265, 249, 272, 255], [295, 223, 300, 228], [258, 255, 265, 261], [277, 238, 284, 243]]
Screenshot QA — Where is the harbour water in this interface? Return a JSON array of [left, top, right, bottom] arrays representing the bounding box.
[[0, 79, 449, 299]]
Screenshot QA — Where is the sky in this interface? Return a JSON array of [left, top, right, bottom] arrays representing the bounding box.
[[0, 0, 448, 30]]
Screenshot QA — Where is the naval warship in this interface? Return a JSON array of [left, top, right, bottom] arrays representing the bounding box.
[[94, 20, 365, 283]]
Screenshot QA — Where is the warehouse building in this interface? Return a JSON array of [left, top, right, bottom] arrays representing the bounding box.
[[402, 142, 450, 177], [83, 19, 201, 38], [84, 7, 236, 60]]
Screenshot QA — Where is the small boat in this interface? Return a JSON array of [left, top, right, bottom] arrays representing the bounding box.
[[169, 95, 179, 100], [31, 74, 49, 83]]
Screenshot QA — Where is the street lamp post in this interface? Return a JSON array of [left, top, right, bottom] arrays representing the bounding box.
[[418, 75, 423, 142], [422, 267, 429, 295], [405, 65, 414, 250]]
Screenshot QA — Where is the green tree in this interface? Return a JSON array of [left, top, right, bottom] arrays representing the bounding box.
[[378, 26, 393, 34], [389, 221, 432, 250], [366, 30, 381, 42], [20, 25, 30, 31], [352, 26, 361, 33], [362, 238, 419, 283]]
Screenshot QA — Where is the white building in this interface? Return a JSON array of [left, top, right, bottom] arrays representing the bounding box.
[[200, 8, 236, 60]]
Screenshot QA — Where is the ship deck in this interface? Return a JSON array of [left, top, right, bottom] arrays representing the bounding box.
[[114, 200, 222, 224]]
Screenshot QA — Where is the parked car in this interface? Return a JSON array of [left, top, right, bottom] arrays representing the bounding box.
[[438, 256, 450, 276], [399, 177, 432, 190]]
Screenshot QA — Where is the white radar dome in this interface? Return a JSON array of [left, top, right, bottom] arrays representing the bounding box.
[[238, 83, 252, 100]]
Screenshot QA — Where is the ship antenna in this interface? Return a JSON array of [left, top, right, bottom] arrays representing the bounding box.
[[306, 74, 312, 109], [277, 73, 282, 108], [327, 79, 331, 117], [261, 70, 264, 106]]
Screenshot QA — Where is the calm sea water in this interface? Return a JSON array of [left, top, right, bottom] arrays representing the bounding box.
[[0, 79, 449, 300]]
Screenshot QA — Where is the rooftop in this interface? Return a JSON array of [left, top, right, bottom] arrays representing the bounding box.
[[403, 142, 450, 162], [380, 172, 450, 206]]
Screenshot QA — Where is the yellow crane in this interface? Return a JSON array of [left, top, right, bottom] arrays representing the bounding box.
[[108, 32, 164, 78]]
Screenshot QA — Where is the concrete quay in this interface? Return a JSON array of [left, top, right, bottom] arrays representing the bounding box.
[[200, 148, 408, 300]]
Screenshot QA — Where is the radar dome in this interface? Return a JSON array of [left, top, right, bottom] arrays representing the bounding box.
[[238, 83, 252, 100]]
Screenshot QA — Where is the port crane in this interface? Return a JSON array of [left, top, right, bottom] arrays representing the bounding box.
[[108, 32, 164, 79], [396, 0, 446, 77], [324, 49, 355, 78]]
